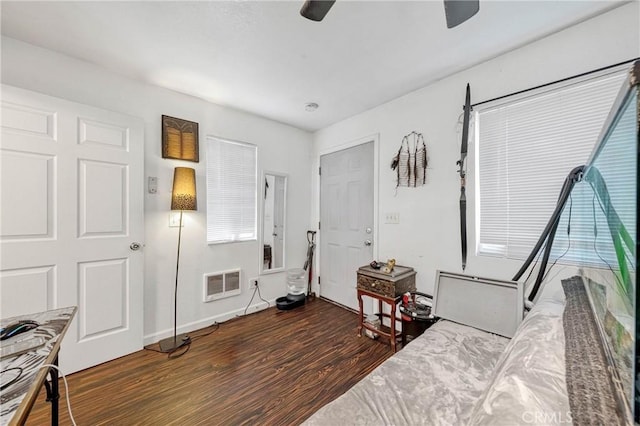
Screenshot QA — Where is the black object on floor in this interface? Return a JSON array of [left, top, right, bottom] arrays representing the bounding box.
[[276, 293, 306, 311]]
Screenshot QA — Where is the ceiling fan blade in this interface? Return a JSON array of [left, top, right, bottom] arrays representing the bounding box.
[[443, 0, 479, 28], [300, 0, 336, 22]]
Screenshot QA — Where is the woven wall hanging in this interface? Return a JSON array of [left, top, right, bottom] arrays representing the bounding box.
[[390, 131, 428, 188]]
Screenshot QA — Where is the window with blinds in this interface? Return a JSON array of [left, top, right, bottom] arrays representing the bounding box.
[[206, 137, 257, 244], [476, 70, 627, 260]]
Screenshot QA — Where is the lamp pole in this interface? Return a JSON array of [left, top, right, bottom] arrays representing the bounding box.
[[159, 167, 196, 354], [172, 209, 184, 347]]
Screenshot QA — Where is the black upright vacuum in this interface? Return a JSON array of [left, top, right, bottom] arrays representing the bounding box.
[[304, 231, 316, 299]]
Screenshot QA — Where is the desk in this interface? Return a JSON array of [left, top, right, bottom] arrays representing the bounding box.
[[0, 307, 76, 426]]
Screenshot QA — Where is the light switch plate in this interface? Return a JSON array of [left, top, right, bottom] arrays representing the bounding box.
[[169, 212, 183, 227], [384, 213, 400, 224]]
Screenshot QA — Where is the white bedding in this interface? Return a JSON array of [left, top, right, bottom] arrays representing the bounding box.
[[467, 279, 569, 425], [304, 278, 571, 426], [303, 320, 509, 426]]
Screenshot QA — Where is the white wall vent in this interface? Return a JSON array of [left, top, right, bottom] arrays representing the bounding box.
[[203, 269, 241, 302]]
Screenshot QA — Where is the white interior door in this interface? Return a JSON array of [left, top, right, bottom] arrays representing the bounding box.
[[320, 142, 374, 310], [0, 85, 144, 374]]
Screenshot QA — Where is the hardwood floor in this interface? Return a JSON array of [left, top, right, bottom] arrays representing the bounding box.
[[25, 298, 394, 425]]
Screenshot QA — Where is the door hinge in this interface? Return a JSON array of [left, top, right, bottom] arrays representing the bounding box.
[[319, 167, 321, 175], [318, 221, 321, 230], [318, 276, 321, 285]]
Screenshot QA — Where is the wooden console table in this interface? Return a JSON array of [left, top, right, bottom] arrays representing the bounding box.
[[0, 306, 76, 426], [356, 265, 416, 352]]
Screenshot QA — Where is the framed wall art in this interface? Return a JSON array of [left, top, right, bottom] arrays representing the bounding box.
[[162, 115, 199, 162]]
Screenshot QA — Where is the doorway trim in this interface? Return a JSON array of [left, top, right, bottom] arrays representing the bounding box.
[[315, 133, 380, 299]]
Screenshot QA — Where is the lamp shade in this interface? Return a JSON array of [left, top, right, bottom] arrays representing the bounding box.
[[171, 167, 197, 210]]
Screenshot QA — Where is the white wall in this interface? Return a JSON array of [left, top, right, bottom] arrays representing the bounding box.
[[312, 3, 640, 295], [1, 37, 313, 343]]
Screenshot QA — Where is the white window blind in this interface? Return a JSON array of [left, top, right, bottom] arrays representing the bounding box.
[[476, 71, 626, 260], [206, 137, 257, 244]]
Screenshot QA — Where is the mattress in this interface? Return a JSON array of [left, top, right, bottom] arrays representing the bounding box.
[[303, 320, 509, 426]]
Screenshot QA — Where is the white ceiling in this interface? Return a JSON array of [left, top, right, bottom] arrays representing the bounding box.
[[0, 1, 625, 131]]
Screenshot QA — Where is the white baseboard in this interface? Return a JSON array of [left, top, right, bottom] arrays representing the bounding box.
[[143, 297, 276, 346]]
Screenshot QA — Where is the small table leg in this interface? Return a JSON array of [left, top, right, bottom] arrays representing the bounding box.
[[357, 291, 364, 337], [44, 355, 60, 426], [390, 302, 397, 353], [402, 319, 407, 346]]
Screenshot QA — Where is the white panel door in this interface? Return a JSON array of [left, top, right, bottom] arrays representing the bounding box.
[[0, 85, 144, 374], [320, 142, 374, 310]]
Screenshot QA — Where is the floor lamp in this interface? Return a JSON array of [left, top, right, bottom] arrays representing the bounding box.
[[159, 167, 197, 353]]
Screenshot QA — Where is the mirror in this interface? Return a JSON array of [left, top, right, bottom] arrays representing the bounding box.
[[261, 172, 287, 274]]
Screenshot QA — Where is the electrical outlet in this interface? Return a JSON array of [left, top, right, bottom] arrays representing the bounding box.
[[148, 176, 158, 194], [384, 212, 400, 224], [249, 278, 259, 289]]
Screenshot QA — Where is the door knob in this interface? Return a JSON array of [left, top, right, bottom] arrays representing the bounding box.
[[364, 239, 372, 246], [130, 242, 142, 251]]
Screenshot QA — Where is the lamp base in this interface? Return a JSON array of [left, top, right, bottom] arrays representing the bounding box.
[[158, 333, 191, 353]]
